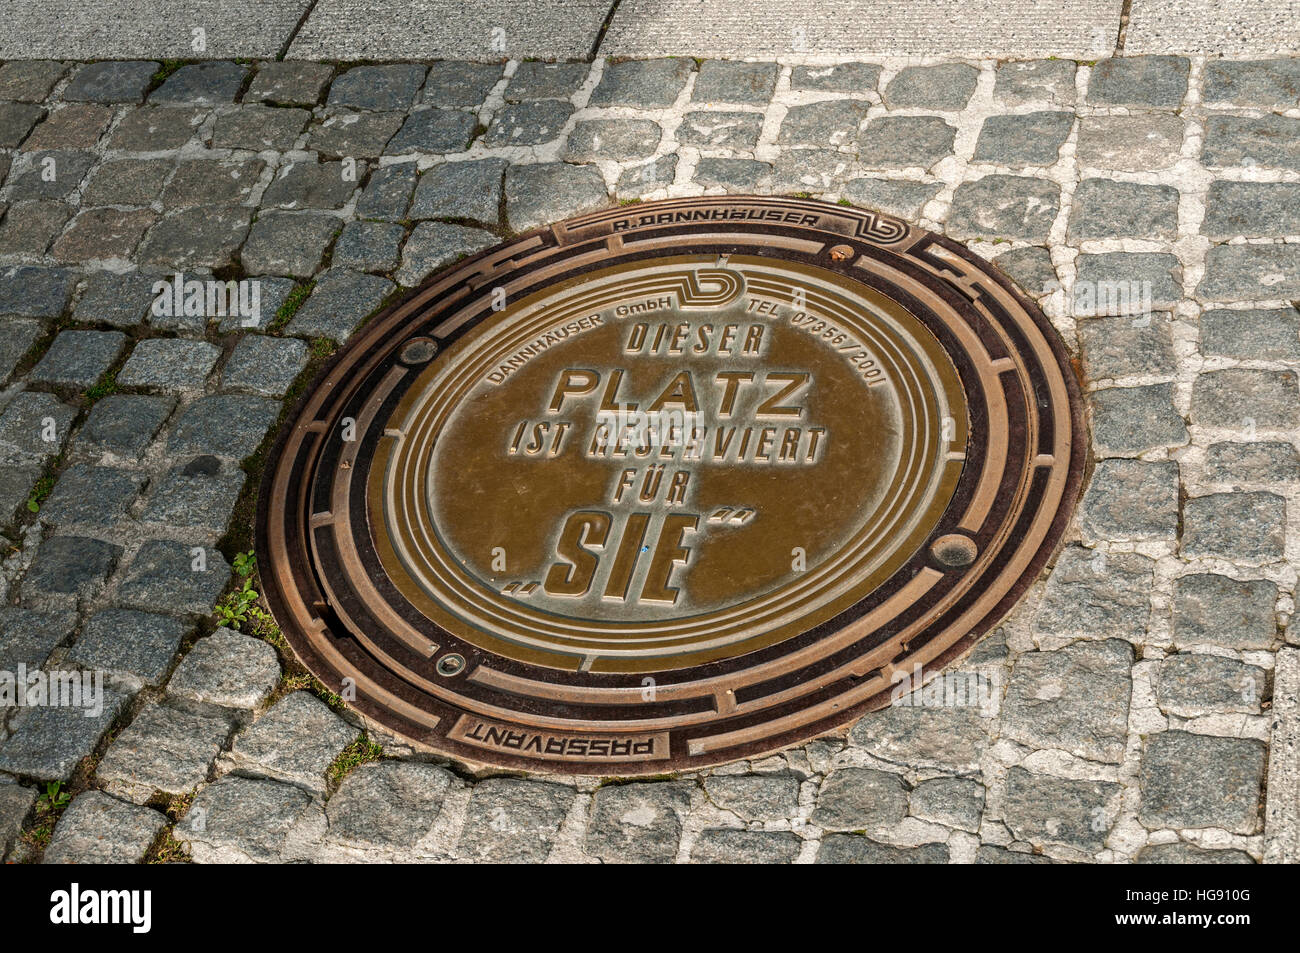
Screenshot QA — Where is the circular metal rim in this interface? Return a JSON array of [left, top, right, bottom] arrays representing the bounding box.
[[255, 195, 1087, 776]]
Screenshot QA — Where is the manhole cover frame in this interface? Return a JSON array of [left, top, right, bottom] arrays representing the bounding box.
[[256, 195, 1086, 775]]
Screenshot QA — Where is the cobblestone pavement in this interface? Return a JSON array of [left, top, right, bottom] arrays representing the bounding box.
[[0, 53, 1297, 864]]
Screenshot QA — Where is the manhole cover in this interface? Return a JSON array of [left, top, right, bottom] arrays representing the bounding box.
[[258, 196, 1085, 774]]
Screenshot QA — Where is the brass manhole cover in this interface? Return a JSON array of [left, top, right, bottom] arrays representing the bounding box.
[[258, 196, 1084, 774]]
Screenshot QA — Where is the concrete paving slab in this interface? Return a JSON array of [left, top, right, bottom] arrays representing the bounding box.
[[288, 0, 614, 60], [601, 0, 1123, 58], [0, 0, 311, 59], [1126, 0, 1300, 55]]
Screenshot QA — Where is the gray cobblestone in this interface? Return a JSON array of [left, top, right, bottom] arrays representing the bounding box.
[[691, 829, 800, 863], [0, 686, 127, 781], [39, 464, 142, 528], [97, 702, 231, 802], [947, 175, 1059, 242], [1202, 114, 1300, 172], [151, 62, 247, 105], [286, 270, 393, 341], [1199, 244, 1300, 301], [138, 206, 251, 270], [106, 106, 206, 151], [586, 781, 691, 864], [1192, 368, 1299, 431], [115, 540, 231, 616], [505, 62, 589, 102], [1087, 55, 1189, 108], [1034, 546, 1155, 641], [1076, 253, 1181, 313], [356, 162, 417, 221], [1204, 441, 1300, 484], [505, 161, 608, 233], [1173, 573, 1280, 650], [63, 61, 156, 103], [994, 60, 1076, 105], [790, 62, 881, 94], [1078, 315, 1177, 379], [818, 835, 948, 864], [395, 222, 496, 287], [1068, 178, 1180, 240], [692, 60, 778, 105], [1200, 308, 1300, 362], [307, 110, 403, 157], [883, 63, 978, 109], [1079, 458, 1179, 543], [859, 115, 955, 170], [485, 100, 573, 147], [82, 158, 172, 207], [0, 608, 76, 671], [566, 117, 662, 160], [43, 791, 165, 864], [420, 62, 503, 108], [1090, 383, 1188, 455], [328, 64, 427, 112], [1140, 732, 1265, 833], [177, 775, 312, 863], [166, 394, 279, 459], [386, 108, 478, 154], [850, 702, 990, 772], [168, 627, 279, 710], [69, 608, 189, 686], [410, 158, 505, 223], [140, 458, 245, 537], [1202, 181, 1300, 239], [212, 106, 309, 152], [118, 339, 222, 390], [457, 778, 573, 863], [30, 329, 126, 388], [589, 58, 693, 108], [0, 265, 77, 318], [694, 157, 771, 192], [1003, 767, 1119, 852], [262, 160, 356, 210], [225, 691, 358, 795], [1076, 115, 1185, 172], [703, 772, 800, 821], [909, 777, 984, 833], [76, 394, 173, 461], [972, 111, 1073, 167], [1203, 58, 1300, 108], [992, 245, 1056, 296], [0, 783, 36, 861], [0, 201, 69, 256], [246, 62, 333, 107], [241, 211, 339, 277], [1135, 843, 1256, 863], [222, 335, 309, 397], [23, 534, 123, 609], [1157, 654, 1266, 716], [332, 220, 405, 272], [0, 61, 66, 102], [677, 110, 763, 150], [1182, 492, 1287, 560], [618, 156, 677, 197], [326, 760, 454, 850]]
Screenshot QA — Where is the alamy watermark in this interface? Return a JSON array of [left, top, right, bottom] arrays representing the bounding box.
[[151, 272, 262, 328], [0, 665, 104, 717]]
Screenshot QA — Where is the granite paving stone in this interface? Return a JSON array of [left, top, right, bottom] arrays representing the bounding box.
[[1002, 767, 1119, 851], [138, 206, 252, 270], [1087, 55, 1189, 108], [177, 775, 312, 863], [167, 627, 279, 711], [994, 60, 1077, 105], [81, 158, 172, 207], [240, 211, 340, 277], [0, 686, 128, 781], [0, 465, 41, 526], [140, 457, 246, 537], [1135, 843, 1256, 864], [972, 111, 1073, 167], [811, 767, 909, 831], [0, 784, 37, 861], [778, 100, 868, 149], [1076, 115, 1185, 172], [221, 336, 309, 398], [1157, 654, 1266, 715], [908, 777, 984, 833], [1139, 732, 1265, 833], [1202, 114, 1300, 172], [947, 174, 1060, 242], [211, 106, 310, 152], [976, 845, 1054, 864], [246, 62, 333, 106], [1202, 181, 1300, 239], [566, 118, 662, 161], [1033, 545, 1155, 641], [0, 102, 46, 149], [394, 222, 496, 287], [420, 62, 503, 107], [617, 155, 677, 197], [20, 105, 110, 150], [1078, 314, 1177, 378], [842, 178, 941, 220], [703, 772, 800, 821], [96, 702, 231, 802], [0, 607, 76, 672], [1182, 492, 1287, 561], [165, 394, 280, 459], [307, 110, 404, 157], [332, 220, 405, 272], [789, 63, 882, 94], [505, 161, 608, 233], [1191, 368, 1300, 431], [992, 246, 1057, 296], [75, 394, 173, 461], [38, 463, 142, 528], [849, 700, 991, 773], [505, 62, 589, 101], [1001, 639, 1134, 762], [1204, 441, 1300, 484], [69, 608, 190, 687], [163, 157, 266, 208], [676, 110, 764, 150], [410, 158, 505, 224], [694, 157, 772, 192], [883, 63, 978, 109], [150, 62, 248, 104], [1090, 383, 1188, 455], [585, 781, 692, 863], [1068, 178, 1180, 240], [0, 201, 69, 255], [1200, 308, 1300, 361], [589, 58, 693, 108], [118, 338, 221, 390], [51, 207, 156, 262], [385, 108, 478, 154], [0, 318, 42, 380], [1075, 253, 1181, 314], [62, 61, 157, 103], [485, 100, 573, 147], [7, 150, 96, 200], [225, 691, 359, 795], [0, 61, 66, 102], [356, 162, 417, 220], [457, 778, 574, 863], [818, 835, 949, 864], [1199, 244, 1300, 301], [1080, 458, 1179, 542], [0, 391, 76, 464], [43, 791, 165, 863], [691, 60, 779, 104], [115, 540, 231, 616], [1203, 58, 1300, 108], [1172, 573, 1280, 650], [858, 116, 956, 170], [326, 760, 455, 849], [106, 106, 205, 151], [285, 270, 394, 341], [328, 65, 427, 111], [691, 829, 801, 864], [22, 535, 122, 611]]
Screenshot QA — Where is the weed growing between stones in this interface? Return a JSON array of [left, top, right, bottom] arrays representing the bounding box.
[[326, 735, 385, 790]]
